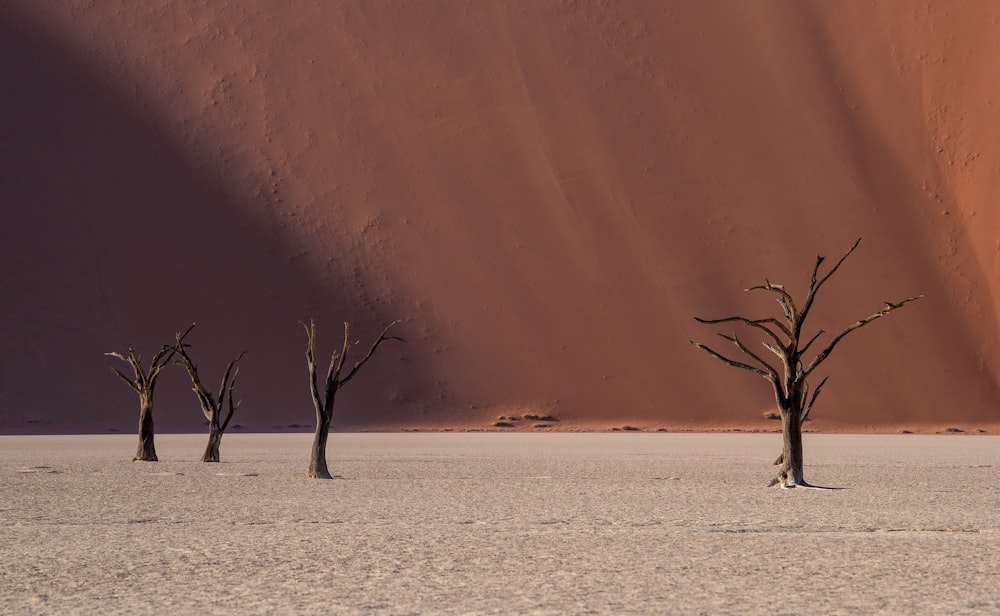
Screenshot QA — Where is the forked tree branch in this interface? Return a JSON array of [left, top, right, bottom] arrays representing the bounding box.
[[718, 333, 780, 381], [107, 324, 195, 394], [333, 321, 352, 383], [302, 319, 405, 415], [803, 295, 923, 377], [762, 341, 784, 359], [302, 320, 325, 415], [799, 329, 826, 355], [689, 341, 773, 381], [220, 367, 241, 431], [173, 325, 246, 424], [107, 357, 141, 393], [216, 352, 247, 407], [341, 320, 405, 385], [154, 323, 196, 375], [799, 238, 862, 326], [694, 315, 791, 346], [801, 375, 829, 424], [746, 280, 798, 324]]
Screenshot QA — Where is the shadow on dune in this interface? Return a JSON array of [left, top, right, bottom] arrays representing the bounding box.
[[0, 8, 417, 434], [2, 3, 999, 435]]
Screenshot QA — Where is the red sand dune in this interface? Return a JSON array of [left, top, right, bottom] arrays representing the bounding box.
[[2, 1, 999, 433]]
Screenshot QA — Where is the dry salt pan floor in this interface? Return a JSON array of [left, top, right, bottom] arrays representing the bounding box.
[[1, 433, 998, 615]]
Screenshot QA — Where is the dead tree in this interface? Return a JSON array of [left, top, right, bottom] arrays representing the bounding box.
[[172, 325, 246, 463], [691, 239, 921, 488], [107, 325, 194, 461], [303, 319, 402, 479]]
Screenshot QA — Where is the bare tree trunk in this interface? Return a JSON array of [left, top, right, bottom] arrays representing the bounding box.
[[776, 408, 806, 487], [172, 330, 244, 464], [303, 320, 402, 479], [202, 422, 223, 463], [308, 416, 332, 479], [110, 325, 193, 463], [692, 239, 921, 488], [134, 394, 157, 461]]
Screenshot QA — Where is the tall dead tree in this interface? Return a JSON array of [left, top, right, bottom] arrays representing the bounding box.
[[691, 239, 921, 488], [303, 319, 402, 479], [107, 325, 194, 461], [172, 325, 246, 463]]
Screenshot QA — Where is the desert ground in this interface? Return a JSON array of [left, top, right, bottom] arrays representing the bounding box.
[[2, 433, 997, 614]]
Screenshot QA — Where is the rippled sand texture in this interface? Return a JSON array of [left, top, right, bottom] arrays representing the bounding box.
[[2, 434, 997, 614]]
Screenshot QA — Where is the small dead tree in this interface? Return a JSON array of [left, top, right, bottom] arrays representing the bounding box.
[[303, 319, 402, 479], [172, 325, 246, 463], [691, 239, 921, 488], [107, 325, 194, 461]]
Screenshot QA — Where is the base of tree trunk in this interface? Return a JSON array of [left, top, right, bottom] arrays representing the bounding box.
[[769, 476, 813, 488], [308, 419, 333, 479], [202, 429, 223, 463], [135, 405, 157, 461], [133, 441, 157, 462], [308, 464, 333, 480]]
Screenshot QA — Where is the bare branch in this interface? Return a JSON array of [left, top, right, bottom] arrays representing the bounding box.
[[149, 345, 175, 372], [332, 321, 352, 385], [718, 333, 780, 381], [221, 396, 240, 432], [151, 322, 196, 375], [800, 329, 825, 355], [174, 344, 215, 422], [746, 280, 798, 323], [808, 254, 825, 293], [221, 367, 241, 432], [325, 349, 339, 398], [216, 351, 248, 408], [804, 295, 923, 376], [301, 320, 324, 415], [341, 320, 405, 385], [694, 315, 790, 346], [777, 295, 793, 322], [799, 238, 862, 324], [176, 322, 198, 342], [762, 342, 784, 360], [801, 376, 829, 424], [689, 341, 772, 380], [106, 348, 145, 392], [108, 366, 141, 393]]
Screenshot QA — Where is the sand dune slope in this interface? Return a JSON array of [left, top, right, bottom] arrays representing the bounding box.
[[2, 2, 999, 432]]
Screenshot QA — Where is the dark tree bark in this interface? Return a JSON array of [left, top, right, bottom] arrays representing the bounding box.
[[136, 393, 156, 461], [172, 325, 246, 463], [203, 422, 224, 464], [691, 239, 921, 487], [303, 320, 402, 479], [309, 414, 332, 479], [107, 325, 194, 461]]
